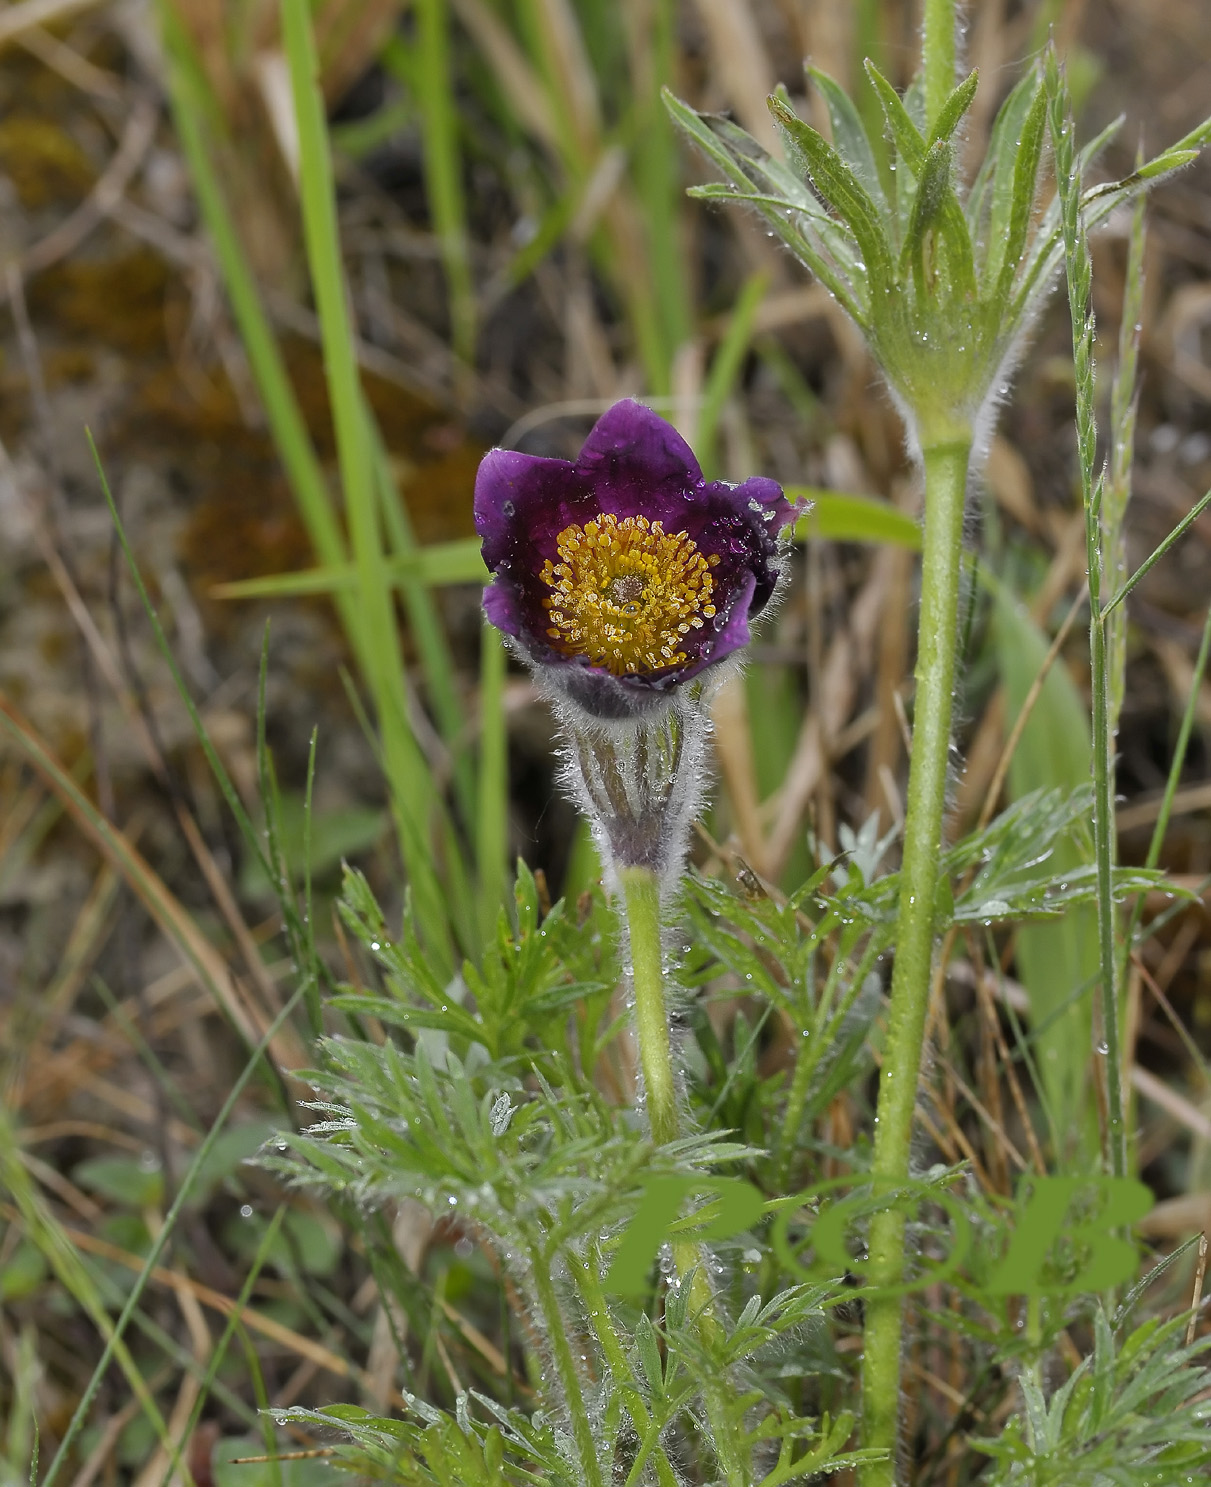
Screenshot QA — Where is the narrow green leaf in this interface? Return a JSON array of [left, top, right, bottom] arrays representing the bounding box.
[[666, 89, 866, 321], [807, 64, 886, 209], [1102, 485, 1211, 617], [966, 67, 1041, 261], [991, 588, 1097, 1154], [386, 10, 475, 360], [927, 67, 978, 148], [768, 92, 895, 296], [281, 0, 452, 971], [992, 80, 1049, 305], [791, 492, 921, 550], [210, 538, 488, 601], [901, 138, 953, 287], [863, 60, 927, 176]]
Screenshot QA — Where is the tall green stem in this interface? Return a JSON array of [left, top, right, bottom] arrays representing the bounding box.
[[860, 438, 970, 1485], [618, 863, 745, 1483], [1089, 603, 1126, 1176]]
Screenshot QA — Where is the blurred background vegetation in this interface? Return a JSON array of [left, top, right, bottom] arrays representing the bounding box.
[[2, 0, 1211, 1481]]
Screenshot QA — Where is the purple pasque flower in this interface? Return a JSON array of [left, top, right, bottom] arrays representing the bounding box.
[[474, 400, 795, 720]]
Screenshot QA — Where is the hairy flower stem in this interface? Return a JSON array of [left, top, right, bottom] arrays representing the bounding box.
[[622, 866, 680, 1148], [528, 1249, 604, 1487], [860, 438, 970, 1485], [619, 863, 745, 1484]]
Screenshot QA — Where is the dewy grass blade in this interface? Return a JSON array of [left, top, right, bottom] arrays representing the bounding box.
[[281, 0, 453, 972], [992, 81, 1048, 309], [1048, 49, 1126, 1177], [1101, 487, 1211, 618], [967, 67, 1040, 273]]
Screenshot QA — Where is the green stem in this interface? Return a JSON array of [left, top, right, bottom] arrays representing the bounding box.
[[621, 865, 680, 1148], [618, 863, 745, 1483], [860, 438, 970, 1486], [1090, 599, 1126, 1176], [529, 1249, 603, 1487], [922, 0, 958, 130]]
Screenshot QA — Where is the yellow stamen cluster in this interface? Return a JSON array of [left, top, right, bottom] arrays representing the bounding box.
[[540, 512, 719, 676]]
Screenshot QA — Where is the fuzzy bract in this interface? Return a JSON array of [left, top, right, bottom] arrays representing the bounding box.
[[474, 400, 795, 722]]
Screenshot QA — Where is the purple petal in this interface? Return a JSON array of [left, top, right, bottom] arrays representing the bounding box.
[[481, 579, 524, 642], [680, 569, 758, 680], [576, 399, 703, 497]]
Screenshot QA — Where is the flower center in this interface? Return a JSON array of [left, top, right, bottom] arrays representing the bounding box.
[[540, 513, 719, 676]]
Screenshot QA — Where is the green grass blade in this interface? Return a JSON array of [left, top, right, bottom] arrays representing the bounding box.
[[991, 586, 1097, 1157], [1121, 606, 1211, 994], [156, 1, 348, 581], [162, 1206, 288, 1487], [1102, 486, 1211, 618], [370, 424, 474, 825], [383, 18, 476, 362], [992, 81, 1048, 307], [210, 537, 489, 601], [695, 271, 768, 479], [966, 67, 1041, 271], [0, 1120, 190, 1487], [477, 624, 509, 940], [628, 0, 693, 375], [281, 0, 453, 972]]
